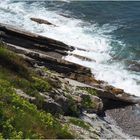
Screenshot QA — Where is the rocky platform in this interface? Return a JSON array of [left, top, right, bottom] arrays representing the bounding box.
[[0, 23, 139, 104]]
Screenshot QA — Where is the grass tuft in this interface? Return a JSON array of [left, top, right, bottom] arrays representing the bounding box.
[[69, 117, 90, 130]]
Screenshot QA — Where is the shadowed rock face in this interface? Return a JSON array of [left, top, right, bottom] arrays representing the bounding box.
[[0, 23, 140, 104]]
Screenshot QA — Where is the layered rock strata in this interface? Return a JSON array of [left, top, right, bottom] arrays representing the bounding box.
[[0, 23, 139, 104]]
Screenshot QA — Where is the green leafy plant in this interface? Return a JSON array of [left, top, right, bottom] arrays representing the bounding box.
[[69, 117, 90, 130], [0, 79, 73, 139]]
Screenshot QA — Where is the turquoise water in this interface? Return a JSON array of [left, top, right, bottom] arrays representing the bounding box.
[[46, 1, 140, 68], [0, 1, 140, 95]]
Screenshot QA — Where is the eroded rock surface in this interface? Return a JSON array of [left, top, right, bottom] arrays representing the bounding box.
[[0, 23, 140, 104]]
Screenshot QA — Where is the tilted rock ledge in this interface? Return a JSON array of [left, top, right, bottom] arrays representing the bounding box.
[[0, 22, 140, 139], [30, 17, 57, 26], [0, 23, 139, 104]]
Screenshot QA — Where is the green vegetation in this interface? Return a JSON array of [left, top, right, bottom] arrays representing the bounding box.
[[69, 117, 90, 130], [0, 44, 73, 139], [12, 76, 51, 96], [81, 95, 94, 109], [0, 44, 51, 97], [78, 87, 97, 109], [78, 87, 97, 96], [0, 80, 73, 139], [0, 66, 51, 98], [33, 77, 52, 92], [0, 44, 30, 79]]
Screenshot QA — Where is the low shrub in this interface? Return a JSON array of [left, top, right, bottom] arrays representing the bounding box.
[[78, 87, 97, 96], [0, 79, 73, 139], [69, 117, 90, 130]]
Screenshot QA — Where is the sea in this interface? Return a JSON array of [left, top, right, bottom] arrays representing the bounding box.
[[0, 0, 140, 96]]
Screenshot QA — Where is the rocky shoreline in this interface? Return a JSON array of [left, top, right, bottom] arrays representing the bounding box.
[[0, 23, 140, 138]]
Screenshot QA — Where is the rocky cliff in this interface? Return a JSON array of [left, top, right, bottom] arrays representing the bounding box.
[[0, 23, 140, 139], [0, 23, 140, 104]]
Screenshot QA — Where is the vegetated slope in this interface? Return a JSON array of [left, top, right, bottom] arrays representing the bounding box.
[[0, 43, 131, 139], [0, 44, 73, 139], [0, 44, 101, 139]]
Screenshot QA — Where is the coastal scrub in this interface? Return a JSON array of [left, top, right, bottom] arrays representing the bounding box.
[[0, 44, 73, 139]]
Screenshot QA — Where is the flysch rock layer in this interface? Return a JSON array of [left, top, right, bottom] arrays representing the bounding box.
[[0, 23, 140, 104]]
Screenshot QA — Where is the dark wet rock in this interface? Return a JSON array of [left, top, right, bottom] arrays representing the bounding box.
[[70, 54, 96, 62], [30, 17, 57, 26], [128, 63, 140, 72], [59, 13, 71, 18], [126, 60, 140, 72], [0, 23, 74, 54]]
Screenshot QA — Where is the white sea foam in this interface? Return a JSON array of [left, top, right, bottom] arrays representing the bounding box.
[[0, 0, 140, 96]]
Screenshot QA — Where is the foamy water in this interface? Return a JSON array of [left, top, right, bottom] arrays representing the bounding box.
[[0, 0, 140, 96]]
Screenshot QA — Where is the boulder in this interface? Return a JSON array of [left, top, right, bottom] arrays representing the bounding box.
[[30, 17, 56, 26]]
